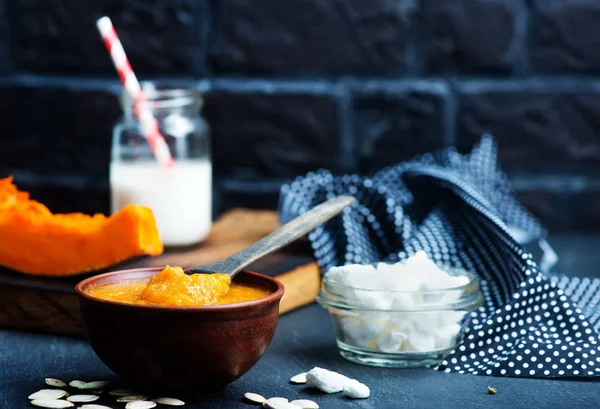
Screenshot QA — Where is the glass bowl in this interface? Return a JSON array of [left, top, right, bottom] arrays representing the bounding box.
[[317, 267, 484, 368]]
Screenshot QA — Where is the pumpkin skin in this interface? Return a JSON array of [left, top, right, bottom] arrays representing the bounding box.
[[0, 176, 163, 276]]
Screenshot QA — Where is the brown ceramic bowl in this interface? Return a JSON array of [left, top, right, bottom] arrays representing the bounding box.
[[74, 267, 285, 398]]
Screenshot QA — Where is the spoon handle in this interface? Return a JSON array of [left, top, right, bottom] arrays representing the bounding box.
[[184, 195, 355, 277]]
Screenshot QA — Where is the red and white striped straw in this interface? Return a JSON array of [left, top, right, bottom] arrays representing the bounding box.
[[96, 16, 174, 168]]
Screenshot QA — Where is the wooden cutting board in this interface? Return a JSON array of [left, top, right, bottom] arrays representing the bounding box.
[[0, 209, 321, 337]]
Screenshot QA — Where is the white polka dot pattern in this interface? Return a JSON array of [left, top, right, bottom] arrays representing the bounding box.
[[278, 135, 600, 378]]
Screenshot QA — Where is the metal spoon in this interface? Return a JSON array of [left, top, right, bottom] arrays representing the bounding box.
[[184, 195, 355, 277]]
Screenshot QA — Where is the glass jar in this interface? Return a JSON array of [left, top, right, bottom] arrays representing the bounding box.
[[317, 267, 484, 368], [110, 82, 212, 248]]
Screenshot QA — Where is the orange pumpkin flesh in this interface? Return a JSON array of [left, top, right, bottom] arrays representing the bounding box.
[[87, 265, 270, 306], [0, 176, 164, 276]]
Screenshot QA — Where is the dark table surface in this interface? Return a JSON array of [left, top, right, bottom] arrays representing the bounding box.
[[2, 234, 600, 409]]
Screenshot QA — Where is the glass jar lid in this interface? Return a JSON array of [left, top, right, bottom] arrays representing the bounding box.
[[120, 81, 203, 115]]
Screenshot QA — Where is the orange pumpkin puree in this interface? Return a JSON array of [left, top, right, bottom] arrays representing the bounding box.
[[87, 265, 270, 306]]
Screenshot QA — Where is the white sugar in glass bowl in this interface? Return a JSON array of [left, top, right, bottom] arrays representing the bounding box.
[[317, 252, 484, 368]]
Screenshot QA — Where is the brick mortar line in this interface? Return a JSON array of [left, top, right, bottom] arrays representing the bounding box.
[[9, 166, 600, 195], [512, 175, 600, 192], [445, 80, 458, 147], [513, 0, 531, 76], [7, 74, 600, 91], [4, 168, 291, 193], [220, 178, 290, 192], [337, 84, 356, 173], [5, 169, 108, 188], [195, 0, 212, 76], [403, 0, 421, 76]]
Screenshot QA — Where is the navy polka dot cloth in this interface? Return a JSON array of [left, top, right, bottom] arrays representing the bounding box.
[[278, 135, 600, 378]]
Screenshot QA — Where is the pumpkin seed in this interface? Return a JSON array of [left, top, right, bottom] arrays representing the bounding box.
[[263, 397, 294, 409], [81, 405, 113, 409], [125, 401, 157, 409], [66, 394, 100, 402], [244, 392, 265, 404], [45, 378, 67, 388], [263, 399, 297, 409], [108, 389, 136, 396], [29, 389, 68, 400], [117, 395, 149, 403], [265, 397, 288, 404], [289, 373, 307, 384], [81, 381, 110, 390], [68, 380, 87, 389], [151, 397, 185, 406], [290, 399, 319, 409], [31, 399, 74, 408]]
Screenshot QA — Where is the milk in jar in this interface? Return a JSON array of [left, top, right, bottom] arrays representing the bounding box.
[[110, 160, 212, 246], [110, 83, 212, 247]]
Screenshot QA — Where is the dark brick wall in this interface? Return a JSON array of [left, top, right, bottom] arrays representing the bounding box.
[[0, 0, 599, 231]]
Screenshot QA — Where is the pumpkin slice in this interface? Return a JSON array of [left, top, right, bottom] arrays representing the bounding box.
[[0, 176, 163, 276]]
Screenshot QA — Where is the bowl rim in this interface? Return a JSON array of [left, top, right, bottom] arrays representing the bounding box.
[[74, 267, 285, 312]]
